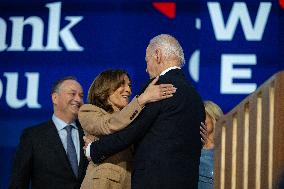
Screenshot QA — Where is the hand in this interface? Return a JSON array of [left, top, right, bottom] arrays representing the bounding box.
[[200, 122, 208, 145], [83, 136, 92, 161], [138, 76, 177, 106]]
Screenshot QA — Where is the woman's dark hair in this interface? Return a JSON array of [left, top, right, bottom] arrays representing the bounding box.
[[87, 69, 130, 113]]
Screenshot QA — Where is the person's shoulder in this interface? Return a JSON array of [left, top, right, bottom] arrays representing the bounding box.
[[23, 120, 53, 135], [79, 104, 106, 113], [159, 69, 184, 81], [158, 75, 172, 84], [80, 103, 97, 110], [18, 120, 54, 146]]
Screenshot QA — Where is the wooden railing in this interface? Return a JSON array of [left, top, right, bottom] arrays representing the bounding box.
[[214, 71, 284, 189]]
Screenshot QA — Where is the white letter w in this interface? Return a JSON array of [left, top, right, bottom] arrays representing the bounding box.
[[208, 2, 271, 41]]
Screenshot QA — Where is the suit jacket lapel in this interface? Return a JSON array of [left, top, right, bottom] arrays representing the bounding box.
[[77, 121, 87, 179], [45, 120, 75, 178]]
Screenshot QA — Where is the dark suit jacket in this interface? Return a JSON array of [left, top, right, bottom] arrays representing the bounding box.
[[90, 69, 205, 189], [9, 120, 88, 189]]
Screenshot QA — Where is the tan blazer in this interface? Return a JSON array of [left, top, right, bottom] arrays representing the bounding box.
[[78, 97, 142, 189]]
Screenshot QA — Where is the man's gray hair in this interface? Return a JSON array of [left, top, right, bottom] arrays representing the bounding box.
[[148, 34, 185, 66]]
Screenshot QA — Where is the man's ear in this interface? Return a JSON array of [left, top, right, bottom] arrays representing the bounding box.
[[52, 93, 58, 105], [155, 49, 162, 64]]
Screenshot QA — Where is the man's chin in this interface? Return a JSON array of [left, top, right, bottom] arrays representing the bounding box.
[[123, 101, 129, 107], [70, 110, 79, 118]]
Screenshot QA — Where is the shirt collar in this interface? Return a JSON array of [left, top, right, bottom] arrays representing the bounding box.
[[160, 66, 181, 76], [52, 114, 77, 131]]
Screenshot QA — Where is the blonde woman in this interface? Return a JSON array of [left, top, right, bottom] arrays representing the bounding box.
[[198, 101, 223, 189]]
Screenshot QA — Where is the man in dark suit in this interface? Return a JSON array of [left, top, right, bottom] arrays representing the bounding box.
[[9, 77, 88, 189], [84, 34, 205, 189]]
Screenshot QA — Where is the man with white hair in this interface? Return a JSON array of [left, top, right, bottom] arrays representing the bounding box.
[[85, 34, 205, 189]]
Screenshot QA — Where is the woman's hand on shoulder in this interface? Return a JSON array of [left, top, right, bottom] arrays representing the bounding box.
[[137, 76, 177, 106]]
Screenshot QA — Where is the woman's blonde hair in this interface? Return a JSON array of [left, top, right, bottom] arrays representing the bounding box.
[[204, 101, 223, 126]]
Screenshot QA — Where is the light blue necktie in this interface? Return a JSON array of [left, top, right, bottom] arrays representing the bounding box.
[[65, 125, 78, 178]]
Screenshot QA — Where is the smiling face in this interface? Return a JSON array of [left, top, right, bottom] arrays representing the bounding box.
[[108, 75, 132, 110], [52, 79, 84, 123]]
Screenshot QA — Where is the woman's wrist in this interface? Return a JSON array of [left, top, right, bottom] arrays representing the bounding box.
[[137, 93, 147, 107]]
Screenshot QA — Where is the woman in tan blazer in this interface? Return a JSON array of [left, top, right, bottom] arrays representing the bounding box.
[[79, 69, 176, 189]]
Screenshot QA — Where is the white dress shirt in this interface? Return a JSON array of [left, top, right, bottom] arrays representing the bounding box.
[[52, 114, 80, 164]]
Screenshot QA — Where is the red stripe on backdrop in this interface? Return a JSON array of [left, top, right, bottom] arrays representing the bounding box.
[[152, 2, 176, 19], [280, 0, 284, 9]]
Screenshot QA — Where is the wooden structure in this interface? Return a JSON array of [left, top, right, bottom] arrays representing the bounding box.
[[214, 71, 284, 189]]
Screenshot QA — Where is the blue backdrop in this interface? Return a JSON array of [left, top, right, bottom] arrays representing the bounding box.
[[1, 0, 283, 188]]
